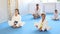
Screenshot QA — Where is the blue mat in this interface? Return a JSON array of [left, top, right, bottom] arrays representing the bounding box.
[[0, 14, 60, 34]]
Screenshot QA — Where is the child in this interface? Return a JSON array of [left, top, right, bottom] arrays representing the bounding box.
[[8, 9, 25, 28], [52, 9, 59, 20], [33, 4, 40, 19], [34, 13, 50, 31]]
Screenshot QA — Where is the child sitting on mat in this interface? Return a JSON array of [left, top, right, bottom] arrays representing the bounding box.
[[33, 4, 40, 19], [8, 9, 25, 28], [52, 9, 59, 20], [34, 13, 51, 31]]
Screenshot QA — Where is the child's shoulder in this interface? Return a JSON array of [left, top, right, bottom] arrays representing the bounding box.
[[45, 19, 48, 22], [18, 15, 21, 17]]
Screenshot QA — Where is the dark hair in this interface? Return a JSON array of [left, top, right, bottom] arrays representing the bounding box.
[[41, 13, 46, 17], [55, 9, 58, 12], [36, 4, 39, 10], [15, 9, 20, 14], [36, 4, 39, 6]]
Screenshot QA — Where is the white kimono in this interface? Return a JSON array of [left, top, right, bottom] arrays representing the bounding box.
[[34, 19, 50, 31], [33, 9, 41, 16], [52, 12, 59, 20], [8, 15, 25, 27], [31, 3, 43, 16]]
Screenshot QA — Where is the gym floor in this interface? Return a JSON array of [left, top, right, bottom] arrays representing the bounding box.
[[0, 14, 60, 34]]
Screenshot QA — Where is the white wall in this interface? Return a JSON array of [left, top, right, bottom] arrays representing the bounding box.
[[0, 0, 8, 23], [18, 0, 33, 15], [28, 3, 60, 14], [18, 0, 44, 15], [18, 0, 60, 15], [56, 3, 60, 13], [44, 3, 60, 13], [44, 3, 55, 13]]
